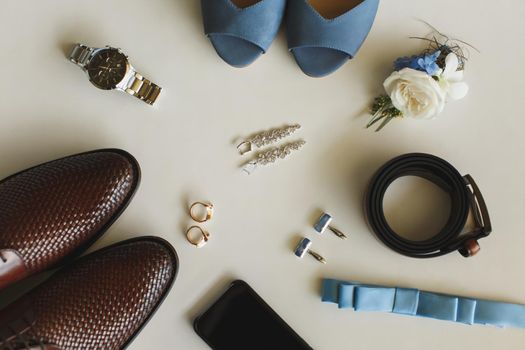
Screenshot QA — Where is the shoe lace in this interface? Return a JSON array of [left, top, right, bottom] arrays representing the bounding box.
[[0, 315, 46, 350]]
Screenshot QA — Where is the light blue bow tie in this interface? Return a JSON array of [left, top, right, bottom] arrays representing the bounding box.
[[322, 279, 525, 329]]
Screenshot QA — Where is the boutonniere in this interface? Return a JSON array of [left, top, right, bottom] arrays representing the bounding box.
[[367, 31, 474, 131]]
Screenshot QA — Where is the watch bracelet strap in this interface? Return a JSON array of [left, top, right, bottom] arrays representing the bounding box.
[[125, 72, 162, 105], [69, 44, 94, 69], [322, 279, 525, 329]]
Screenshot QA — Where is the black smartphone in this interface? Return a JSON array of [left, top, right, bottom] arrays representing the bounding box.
[[194, 280, 313, 350]]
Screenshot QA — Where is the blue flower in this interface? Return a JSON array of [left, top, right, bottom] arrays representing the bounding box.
[[417, 50, 441, 75], [394, 50, 442, 76], [394, 55, 423, 71]]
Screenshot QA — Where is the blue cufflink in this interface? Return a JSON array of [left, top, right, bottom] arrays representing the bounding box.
[[314, 213, 347, 239], [294, 237, 326, 264]]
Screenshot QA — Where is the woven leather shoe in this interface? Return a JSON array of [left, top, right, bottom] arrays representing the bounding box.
[[0, 236, 178, 349], [0, 149, 140, 291]]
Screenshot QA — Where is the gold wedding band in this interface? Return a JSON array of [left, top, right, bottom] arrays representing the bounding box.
[[189, 202, 214, 223], [186, 226, 210, 248]]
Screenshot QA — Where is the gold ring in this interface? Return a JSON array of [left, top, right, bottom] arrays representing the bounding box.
[[189, 202, 214, 223], [186, 226, 210, 248]]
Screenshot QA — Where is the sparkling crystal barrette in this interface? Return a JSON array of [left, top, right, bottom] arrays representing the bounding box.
[[237, 124, 301, 155], [242, 140, 306, 175]]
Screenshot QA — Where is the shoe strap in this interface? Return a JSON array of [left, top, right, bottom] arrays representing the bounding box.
[[202, 0, 286, 52], [0, 249, 29, 290], [286, 0, 379, 57]]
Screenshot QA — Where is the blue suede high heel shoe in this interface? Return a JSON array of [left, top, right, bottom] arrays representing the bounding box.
[[287, 0, 380, 77], [201, 0, 287, 68]]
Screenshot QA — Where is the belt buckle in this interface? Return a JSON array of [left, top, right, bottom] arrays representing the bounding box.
[[459, 174, 492, 257]]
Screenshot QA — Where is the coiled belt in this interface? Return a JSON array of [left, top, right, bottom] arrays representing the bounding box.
[[365, 153, 492, 258]]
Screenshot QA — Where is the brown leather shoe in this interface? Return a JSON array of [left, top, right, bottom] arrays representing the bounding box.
[[0, 236, 178, 349], [0, 149, 140, 291]]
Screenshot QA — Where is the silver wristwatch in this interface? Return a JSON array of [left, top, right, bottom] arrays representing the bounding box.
[[69, 44, 162, 105]]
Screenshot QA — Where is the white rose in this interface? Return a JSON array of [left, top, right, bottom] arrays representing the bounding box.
[[384, 68, 446, 119]]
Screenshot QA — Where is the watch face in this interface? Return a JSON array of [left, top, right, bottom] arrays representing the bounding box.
[[87, 48, 129, 90]]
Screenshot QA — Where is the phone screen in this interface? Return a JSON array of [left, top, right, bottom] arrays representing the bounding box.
[[194, 280, 313, 350]]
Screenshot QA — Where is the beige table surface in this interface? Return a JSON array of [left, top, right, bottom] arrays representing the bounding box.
[[1, 0, 524, 349]]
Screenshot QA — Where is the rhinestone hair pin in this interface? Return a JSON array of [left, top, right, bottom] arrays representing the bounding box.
[[237, 124, 301, 155], [242, 140, 306, 175]]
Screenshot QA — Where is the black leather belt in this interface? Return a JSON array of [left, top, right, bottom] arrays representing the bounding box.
[[364, 153, 492, 258]]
